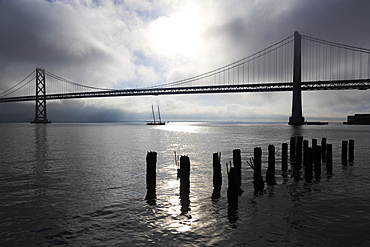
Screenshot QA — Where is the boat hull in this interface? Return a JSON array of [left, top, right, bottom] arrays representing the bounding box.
[[146, 122, 166, 125]]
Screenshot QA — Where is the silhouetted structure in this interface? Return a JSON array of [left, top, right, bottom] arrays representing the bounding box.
[[233, 149, 243, 194], [179, 156, 190, 215], [349, 139, 355, 163], [296, 136, 303, 168], [145, 152, 157, 202], [146, 105, 166, 125], [227, 166, 238, 222], [342, 141, 348, 165], [314, 146, 321, 179], [1, 32, 368, 124], [266, 145, 277, 185], [290, 137, 296, 160], [304, 147, 313, 183], [30, 68, 51, 124], [212, 152, 222, 199], [321, 138, 327, 161], [326, 144, 333, 174], [344, 114, 370, 124], [282, 143, 288, 173], [252, 147, 264, 195], [289, 32, 305, 125]]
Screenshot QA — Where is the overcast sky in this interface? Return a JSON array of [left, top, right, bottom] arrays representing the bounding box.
[[0, 0, 369, 122]]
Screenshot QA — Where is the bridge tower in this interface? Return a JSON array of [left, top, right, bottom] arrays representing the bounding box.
[[288, 31, 305, 125], [31, 68, 51, 124]]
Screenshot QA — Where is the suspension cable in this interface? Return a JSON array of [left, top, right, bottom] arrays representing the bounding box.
[[0, 70, 36, 97], [45, 71, 115, 91]]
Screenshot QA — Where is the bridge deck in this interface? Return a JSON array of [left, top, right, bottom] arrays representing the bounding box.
[[0, 79, 369, 103]]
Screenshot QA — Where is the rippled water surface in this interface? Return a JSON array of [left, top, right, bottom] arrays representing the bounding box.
[[0, 122, 369, 246]]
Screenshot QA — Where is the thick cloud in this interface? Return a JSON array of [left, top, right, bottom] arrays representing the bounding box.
[[0, 0, 369, 122]]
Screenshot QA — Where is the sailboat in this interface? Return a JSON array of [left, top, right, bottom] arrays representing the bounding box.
[[146, 105, 166, 125]]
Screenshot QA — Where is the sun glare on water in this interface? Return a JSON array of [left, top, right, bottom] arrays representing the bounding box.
[[150, 4, 203, 58], [160, 122, 202, 133]]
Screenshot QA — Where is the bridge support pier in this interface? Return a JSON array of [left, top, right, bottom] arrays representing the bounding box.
[[31, 68, 51, 124], [289, 31, 305, 125]]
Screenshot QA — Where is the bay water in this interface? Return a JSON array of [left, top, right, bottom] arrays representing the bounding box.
[[1, 122, 369, 246]]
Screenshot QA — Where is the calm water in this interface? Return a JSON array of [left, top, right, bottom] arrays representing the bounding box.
[[0, 122, 369, 246]]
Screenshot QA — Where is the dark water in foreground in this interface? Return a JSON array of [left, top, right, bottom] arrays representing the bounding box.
[[0, 122, 369, 246]]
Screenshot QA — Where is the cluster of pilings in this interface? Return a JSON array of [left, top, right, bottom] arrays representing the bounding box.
[[286, 137, 355, 182], [145, 138, 355, 215], [145, 152, 192, 214]]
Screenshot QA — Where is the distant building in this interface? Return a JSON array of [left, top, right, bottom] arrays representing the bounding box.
[[344, 114, 370, 124]]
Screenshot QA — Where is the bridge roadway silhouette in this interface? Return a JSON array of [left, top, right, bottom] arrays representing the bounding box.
[[0, 32, 369, 124], [1, 79, 368, 102]]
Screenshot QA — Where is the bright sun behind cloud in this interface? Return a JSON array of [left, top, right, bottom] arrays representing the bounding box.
[[149, 4, 203, 58]]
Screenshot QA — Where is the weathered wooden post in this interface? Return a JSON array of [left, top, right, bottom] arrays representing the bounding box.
[[321, 138, 327, 162], [179, 156, 190, 214], [349, 139, 355, 163], [227, 165, 238, 220], [296, 136, 303, 169], [326, 144, 333, 174], [303, 140, 309, 151], [314, 145, 321, 179], [290, 137, 296, 160], [303, 140, 309, 168], [312, 139, 317, 150], [212, 152, 222, 199], [145, 151, 157, 201], [233, 149, 243, 194], [342, 140, 348, 165], [304, 147, 313, 183], [282, 143, 288, 173], [266, 145, 277, 185], [253, 147, 264, 195]]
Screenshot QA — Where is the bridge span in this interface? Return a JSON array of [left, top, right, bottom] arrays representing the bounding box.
[[0, 79, 368, 103], [0, 32, 369, 124]]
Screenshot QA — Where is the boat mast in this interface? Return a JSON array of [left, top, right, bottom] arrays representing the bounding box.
[[157, 106, 162, 123], [151, 105, 156, 123]]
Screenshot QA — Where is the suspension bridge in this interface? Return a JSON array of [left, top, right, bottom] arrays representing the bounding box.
[[0, 32, 369, 124]]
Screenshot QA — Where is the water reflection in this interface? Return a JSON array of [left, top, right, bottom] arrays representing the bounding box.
[[290, 125, 304, 137], [34, 125, 48, 172], [33, 125, 49, 197], [160, 122, 203, 133], [1, 122, 369, 246]]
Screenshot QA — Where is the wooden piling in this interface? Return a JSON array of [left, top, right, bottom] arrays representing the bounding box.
[[227, 166, 238, 201], [180, 156, 190, 193], [227, 166, 238, 221], [233, 149, 242, 193], [326, 144, 333, 174], [179, 156, 190, 214], [212, 152, 222, 199], [296, 136, 303, 168], [314, 145, 321, 179], [282, 143, 288, 172], [145, 151, 157, 201], [304, 147, 313, 183], [266, 145, 277, 185], [253, 147, 264, 195], [321, 138, 327, 162], [303, 140, 308, 168], [290, 137, 296, 160], [349, 139, 355, 163], [312, 139, 317, 150], [342, 140, 348, 165], [303, 140, 309, 152]]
